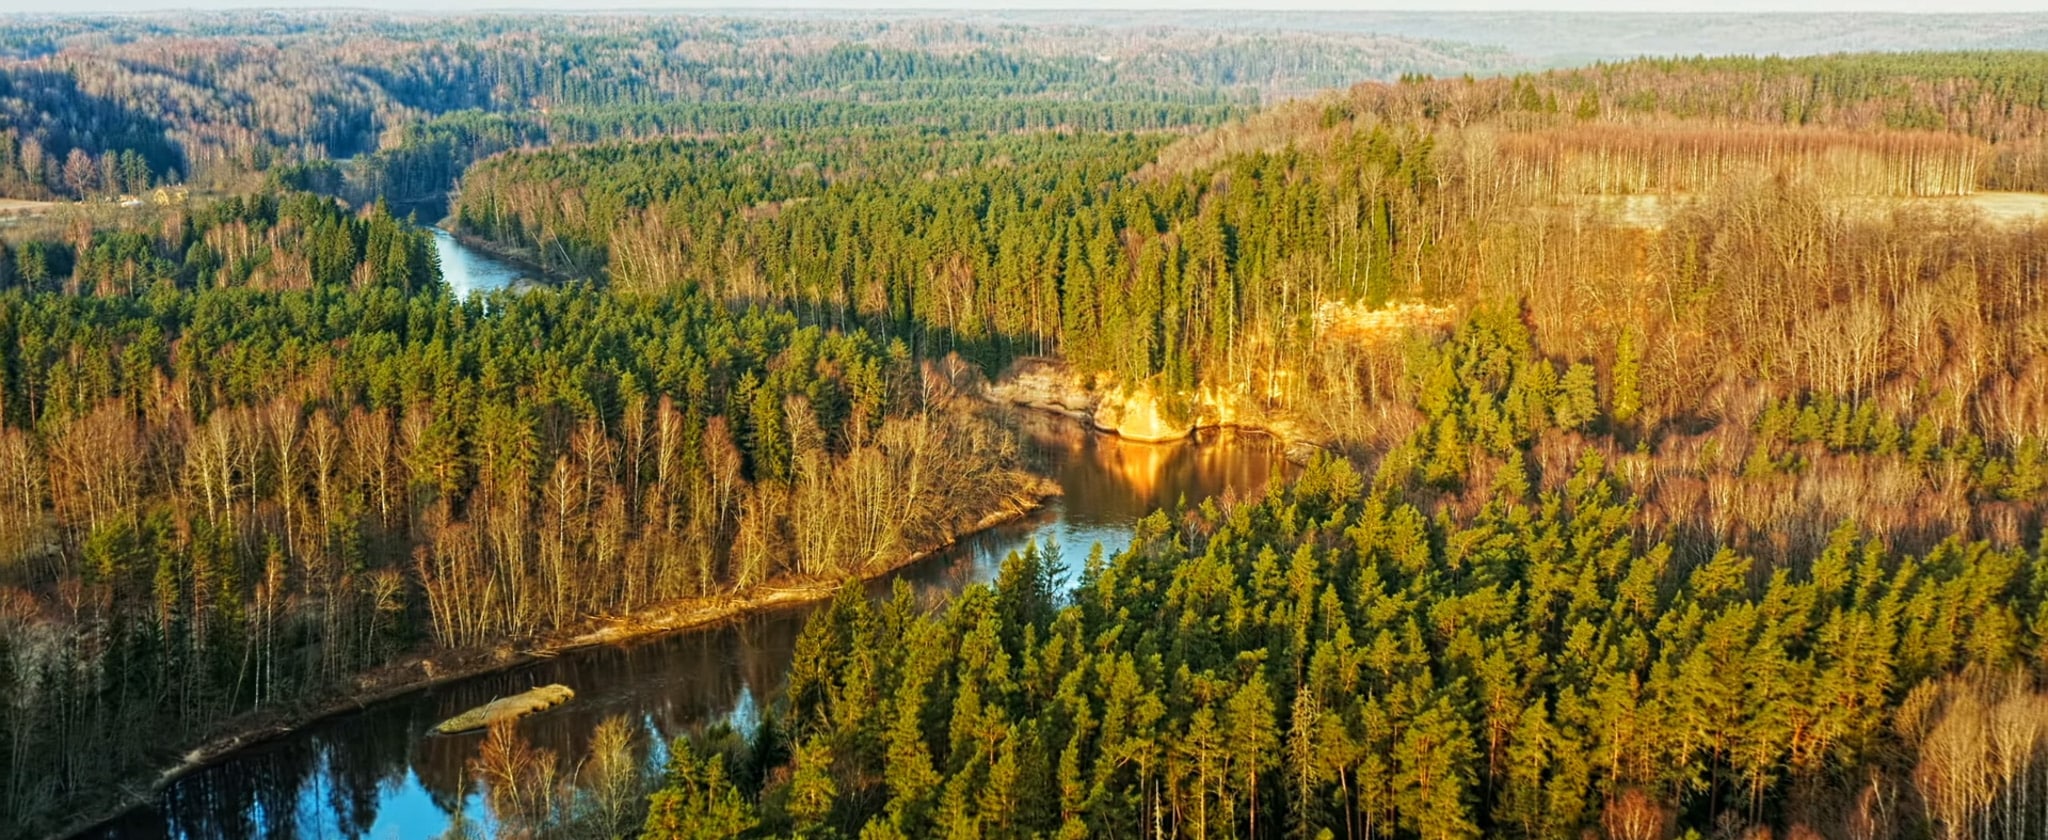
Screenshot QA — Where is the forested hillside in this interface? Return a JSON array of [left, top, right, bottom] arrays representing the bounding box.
[[0, 14, 1508, 836], [0, 191, 1037, 836], [5, 9, 2048, 838], [453, 53, 2048, 451], [1017, 10, 2048, 64], [433, 51, 2048, 839], [0, 13, 1507, 209]]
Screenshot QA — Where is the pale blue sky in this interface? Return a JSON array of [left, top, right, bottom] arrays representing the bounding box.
[[5, 0, 2048, 12]]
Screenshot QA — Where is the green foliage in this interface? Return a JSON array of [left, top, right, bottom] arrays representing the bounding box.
[[15, 34, 2048, 840], [1610, 330, 1641, 427], [0, 190, 1037, 837], [455, 120, 1439, 388], [729, 423, 2047, 838], [0, 13, 1504, 201], [644, 739, 760, 840]]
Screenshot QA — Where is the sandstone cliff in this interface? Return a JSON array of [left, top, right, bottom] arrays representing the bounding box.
[[985, 358, 1320, 458]]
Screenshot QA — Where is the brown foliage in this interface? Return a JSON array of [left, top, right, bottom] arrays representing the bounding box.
[[1497, 124, 1987, 197], [470, 721, 565, 837], [1601, 787, 1675, 840]]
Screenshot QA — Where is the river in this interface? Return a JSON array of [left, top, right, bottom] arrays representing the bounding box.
[[93, 388, 1291, 836], [431, 227, 531, 297]]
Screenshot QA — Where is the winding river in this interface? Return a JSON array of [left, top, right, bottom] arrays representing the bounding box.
[[91, 237, 1291, 840]]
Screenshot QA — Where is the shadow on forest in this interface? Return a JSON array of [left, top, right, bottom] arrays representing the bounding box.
[[0, 68, 186, 190]]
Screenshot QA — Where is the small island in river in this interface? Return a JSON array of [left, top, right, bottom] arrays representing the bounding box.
[[432, 685, 576, 735]]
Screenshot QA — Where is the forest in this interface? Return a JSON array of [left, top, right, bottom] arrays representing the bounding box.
[[424, 49, 2048, 840], [2, 8, 2048, 840], [449, 51, 2048, 435], [0, 12, 1506, 213], [0, 191, 1038, 835]]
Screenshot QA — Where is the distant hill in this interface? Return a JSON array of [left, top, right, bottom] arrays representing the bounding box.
[[978, 11, 2048, 67]]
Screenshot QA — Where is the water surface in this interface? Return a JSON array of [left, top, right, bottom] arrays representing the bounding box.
[[100, 414, 1288, 839], [432, 229, 530, 297]]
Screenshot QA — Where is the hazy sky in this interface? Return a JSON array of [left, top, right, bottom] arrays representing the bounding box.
[[6, 0, 2048, 12]]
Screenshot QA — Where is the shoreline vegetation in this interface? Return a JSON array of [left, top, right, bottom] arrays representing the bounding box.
[[55, 396, 1294, 840], [11, 9, 2048, 837], [55, 471, 1058, 840], [438, 52, 2048, 839], [0, 195, 1060, 837]]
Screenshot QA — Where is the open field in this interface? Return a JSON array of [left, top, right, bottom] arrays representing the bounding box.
[[1566, 190, 2048, 230], [0, 198, 55, 215], [1951, 191, 2048, 225]]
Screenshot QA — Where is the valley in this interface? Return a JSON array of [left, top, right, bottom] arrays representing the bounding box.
[[2, 9, 2048, 840]]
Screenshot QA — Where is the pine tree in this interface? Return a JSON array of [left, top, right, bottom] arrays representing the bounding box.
[[1555, 363, 1600, 432], [1611, 331, 1642, 428], [643, 738, 759, 840]]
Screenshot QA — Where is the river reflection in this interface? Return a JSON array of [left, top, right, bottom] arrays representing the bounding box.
[[98, 416, 1288, 839]]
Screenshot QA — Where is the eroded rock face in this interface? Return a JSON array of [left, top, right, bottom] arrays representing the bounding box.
[[984, 358, 1099, 420], [1089, 387, 1184, 442], [986, 358, 1320, 455]]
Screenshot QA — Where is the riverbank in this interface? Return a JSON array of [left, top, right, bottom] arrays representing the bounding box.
[[52, 480, 1056, 840]]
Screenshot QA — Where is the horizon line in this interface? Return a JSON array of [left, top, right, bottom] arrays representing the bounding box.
[[7, 6, 2048, 16]]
